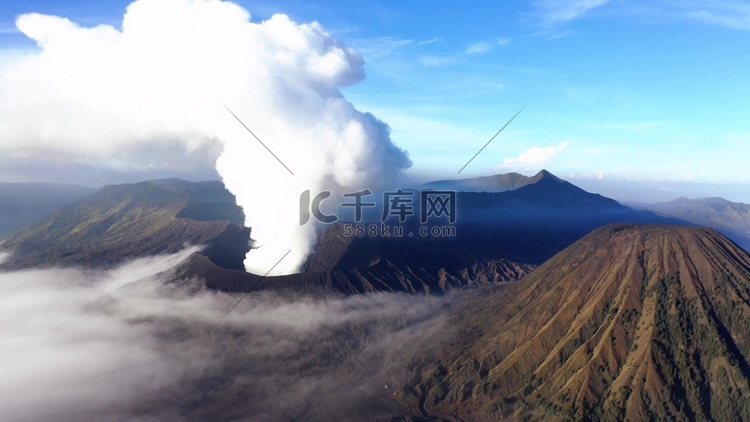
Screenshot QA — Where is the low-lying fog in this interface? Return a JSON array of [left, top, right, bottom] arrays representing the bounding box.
[[0, 248, 448, 421]]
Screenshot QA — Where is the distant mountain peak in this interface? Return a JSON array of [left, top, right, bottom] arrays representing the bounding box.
[[422, 169, 570, 193], [530, 168, 564, 183], [422, 172, 531, 193]]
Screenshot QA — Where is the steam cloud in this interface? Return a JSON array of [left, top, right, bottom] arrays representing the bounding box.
[[0, 249, 445, 422], [0, 0, 412, 275]]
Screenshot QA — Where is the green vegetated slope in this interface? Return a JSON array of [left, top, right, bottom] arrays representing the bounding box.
[[2, 178, 249, 269]]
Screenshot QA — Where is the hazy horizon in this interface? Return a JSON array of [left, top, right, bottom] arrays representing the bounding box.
[[5, 170, 750, 205]]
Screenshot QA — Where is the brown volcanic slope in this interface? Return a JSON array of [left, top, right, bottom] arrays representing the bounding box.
[[395, 224, 750, 421]]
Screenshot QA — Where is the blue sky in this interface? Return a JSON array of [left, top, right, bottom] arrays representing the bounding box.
[[1, 0, 749, 201]]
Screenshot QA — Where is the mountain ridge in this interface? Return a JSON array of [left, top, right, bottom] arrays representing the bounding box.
[[637, 196, 750, 251], [1, 178, 249, 270], [192, 171, 685, 295], [2, 171, 686, 296], [423, 171, 534, 193]]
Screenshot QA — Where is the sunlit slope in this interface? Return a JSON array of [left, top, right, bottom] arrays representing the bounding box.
[[2, 179, 248, 270], [398, 224, 750, 421]]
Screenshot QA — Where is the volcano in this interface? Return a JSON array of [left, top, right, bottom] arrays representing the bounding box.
[[396, 224, 750, 421]]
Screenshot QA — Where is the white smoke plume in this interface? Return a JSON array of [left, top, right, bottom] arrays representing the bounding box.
[[0, 249, 445, 422], [0, 0, 411, 275]]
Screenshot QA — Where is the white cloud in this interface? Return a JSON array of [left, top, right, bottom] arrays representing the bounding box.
[[416, 37, 440, 46], [463, 38, 510, 55], [496, 37, 512, 46], [419, 54, 457, 67], [0, 251, 11, 265], [684, 2, 750, 31], [346, 36, 414, 59], [0, 248, 445, 421], [533, 0, 611, 25], [421, 38, 509, 66], [532, 0, 750, 31], [501, 141, 571, 169], [346, 36, 438, 60], [0, 0, 413, 275], [465, 41, 492, 55]]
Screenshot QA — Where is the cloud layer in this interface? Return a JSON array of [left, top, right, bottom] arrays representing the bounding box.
[[533, 0, 611, 25], [0, 248, 445, 421], [501, 141, 571, 170]]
